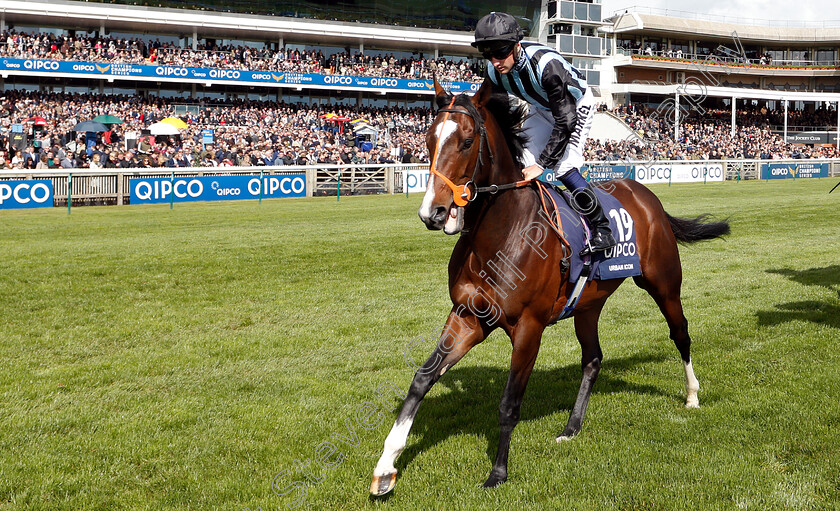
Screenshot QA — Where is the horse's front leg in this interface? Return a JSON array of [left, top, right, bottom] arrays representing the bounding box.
[[484, 317, 544, 488], [370, 309, 487, 496]]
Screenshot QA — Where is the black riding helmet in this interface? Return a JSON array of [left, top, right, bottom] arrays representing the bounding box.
[[471, 12, 524, 53]]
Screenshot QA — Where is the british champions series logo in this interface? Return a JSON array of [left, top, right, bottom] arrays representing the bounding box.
[[279, 73, 310, 84]]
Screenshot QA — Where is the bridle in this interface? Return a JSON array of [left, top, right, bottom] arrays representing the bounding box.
[[428, 96, 532, 207]]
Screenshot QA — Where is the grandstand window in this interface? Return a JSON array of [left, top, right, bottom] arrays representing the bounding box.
[[696, 41, 716, 56], [103, 87, 135, 96], [7, 83, 40, 92], [551, 24, 573, 35], [108, 32, 180, 46], [196, 91, 226, 101], [217, 39, 271, 49], [153, 89, 192, 99], [617, 37, 640, 52], [9, 25, 68, 37], [588, 37, 600, 55], [548, 1, 557, 19], [284, 43, 348, 56], [790, 49, 809, 61], [767, 49, 786, 62], [574, 36, 587, 55], [816, 49, 835, 63], [285, 93, 308, 105], [362, 97, 388, 108], [645, 39, 664, 52], [670, 40, 690, 54], [560, 1, 575, 19], [741, 45, 761, 61]]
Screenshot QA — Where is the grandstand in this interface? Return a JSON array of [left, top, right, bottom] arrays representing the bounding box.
[[597, 6, 840, 149], [1, 0, 840, 183]]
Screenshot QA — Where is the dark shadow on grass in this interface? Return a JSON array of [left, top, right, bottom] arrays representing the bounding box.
[[756, 301, 840, 329], [395, 351, 677, 478], [761, 266, 840, 329], [767, 266, 840, 298]]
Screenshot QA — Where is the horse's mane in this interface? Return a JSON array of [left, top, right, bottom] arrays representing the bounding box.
[[438, 91, 529, 170]]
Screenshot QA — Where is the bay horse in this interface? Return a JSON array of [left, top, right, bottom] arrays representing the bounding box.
[[370, 81, 729, 495]]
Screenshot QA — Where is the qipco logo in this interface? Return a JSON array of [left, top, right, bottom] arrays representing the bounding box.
[[24, 60, 59, 71], [155, 66, 188, 77], [0, 182, 52, 205], [325, 75, 353, 85], [134, 179, 202, 200], [370, 78, 397, 87]]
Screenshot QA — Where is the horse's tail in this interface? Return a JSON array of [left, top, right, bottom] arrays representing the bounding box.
[[666, 213, 730, 244]]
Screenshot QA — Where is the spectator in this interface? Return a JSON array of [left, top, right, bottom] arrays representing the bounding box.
[[35, 153, 50, 169]]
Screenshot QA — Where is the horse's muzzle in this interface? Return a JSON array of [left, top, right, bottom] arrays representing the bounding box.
[[419, 205, 449, 230]]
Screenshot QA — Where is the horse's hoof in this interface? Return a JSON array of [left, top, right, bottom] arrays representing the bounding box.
[[369, 471, 397, 496], [685, 399, 700, 409], [482, 472, 507, 488], [556, 425, 579, 442]]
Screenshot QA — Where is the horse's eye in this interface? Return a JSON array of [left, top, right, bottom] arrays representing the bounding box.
[[462, 138, 474, 150]]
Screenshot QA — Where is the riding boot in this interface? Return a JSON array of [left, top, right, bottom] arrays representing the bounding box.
[[558, 169, 617, 256]]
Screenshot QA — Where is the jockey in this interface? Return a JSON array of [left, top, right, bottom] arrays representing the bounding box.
[[472, 12, 616, 256]]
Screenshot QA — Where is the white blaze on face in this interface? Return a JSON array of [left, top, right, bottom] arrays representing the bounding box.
[[418, 119, 458, 221]]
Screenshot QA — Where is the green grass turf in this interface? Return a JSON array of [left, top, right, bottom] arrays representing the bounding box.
[[0, 179, 838, 510]]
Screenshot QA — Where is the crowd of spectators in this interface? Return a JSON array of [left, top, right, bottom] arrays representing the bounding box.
[[585, 104, 840, 161], [3, 88, 840, 171], [0, 90, 433, 169], [0, 30, 484, 83]]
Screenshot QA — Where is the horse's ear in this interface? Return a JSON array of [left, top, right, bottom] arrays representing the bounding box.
[[433, 76, 452, 109], [470, 79, 493, 109]]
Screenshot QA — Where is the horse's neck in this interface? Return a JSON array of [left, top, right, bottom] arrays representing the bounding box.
[[484, 121, 521, 186], [462, 117, 539, 249], [463, 186, 540, 259]]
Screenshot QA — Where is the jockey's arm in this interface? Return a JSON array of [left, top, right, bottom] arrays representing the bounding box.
[[535, 64, 578, 173]]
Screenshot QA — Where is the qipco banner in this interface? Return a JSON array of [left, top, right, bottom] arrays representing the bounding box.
[[762, 162, 829, 180], [582, 165, 635, 182], [404, 169, 430, 193], [634, 163, 725, 184], [129, 174, 306, 204], [0, 58, 480, 94], [0, 180, 54, 209]]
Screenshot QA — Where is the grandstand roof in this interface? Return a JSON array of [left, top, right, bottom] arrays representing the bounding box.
[[604, 10, 840, 44], [2, 0, 476, 55]]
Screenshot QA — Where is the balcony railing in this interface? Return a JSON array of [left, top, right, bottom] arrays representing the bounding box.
[[616, 48, 840, 69]]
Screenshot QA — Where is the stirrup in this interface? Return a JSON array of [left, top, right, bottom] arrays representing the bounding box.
[[579, 234, 616, 257]]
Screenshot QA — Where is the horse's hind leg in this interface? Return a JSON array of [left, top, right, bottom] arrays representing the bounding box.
[[633, 270, 700, 409], [370, 309, 487, 496], [557, 307, 604, 441]]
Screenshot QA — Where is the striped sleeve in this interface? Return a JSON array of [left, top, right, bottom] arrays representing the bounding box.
[[535, 58, 579, 170]]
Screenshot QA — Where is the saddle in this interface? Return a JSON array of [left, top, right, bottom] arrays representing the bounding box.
[[535, 181, 642, 320], [536, 181, 641, 282]]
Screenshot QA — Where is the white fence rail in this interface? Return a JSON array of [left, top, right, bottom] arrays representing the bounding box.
[[1, 160, 838, 207]]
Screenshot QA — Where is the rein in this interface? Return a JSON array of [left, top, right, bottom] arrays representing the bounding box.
[[428, 97, 532, 207]]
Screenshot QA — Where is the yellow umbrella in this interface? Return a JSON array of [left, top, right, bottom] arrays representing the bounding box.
[[160, 117, 188, 129]]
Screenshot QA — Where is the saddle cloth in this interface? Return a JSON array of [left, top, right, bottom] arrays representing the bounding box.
[[541, 184, 642, 282]]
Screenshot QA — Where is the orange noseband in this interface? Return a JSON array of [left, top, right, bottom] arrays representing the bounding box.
[[428, 98, 472, 207]]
